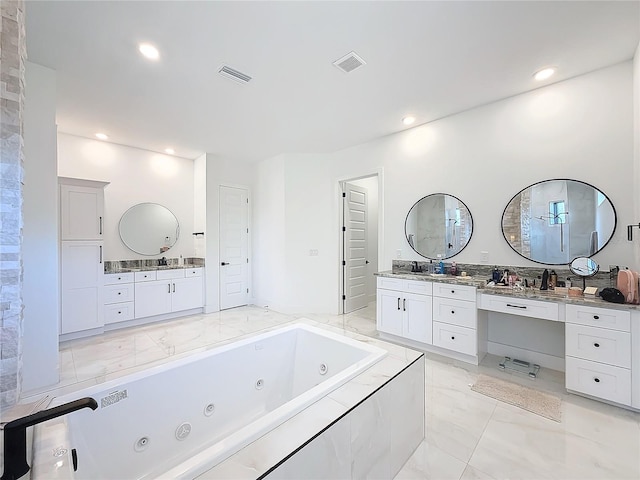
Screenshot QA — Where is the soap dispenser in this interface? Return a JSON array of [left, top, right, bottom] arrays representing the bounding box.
[[438, 259, 445, 274], [492, 266, 501, 283], [549, 270, 558, 289]]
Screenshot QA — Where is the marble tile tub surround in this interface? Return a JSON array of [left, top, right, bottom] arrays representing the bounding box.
[[104, 257, 204, 273], [393, 260, 614, 290]]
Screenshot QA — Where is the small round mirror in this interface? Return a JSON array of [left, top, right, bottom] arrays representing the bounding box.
[[569, 257, 599, 277], [119, 203, 180, 256], [405, 193, 473, 260]]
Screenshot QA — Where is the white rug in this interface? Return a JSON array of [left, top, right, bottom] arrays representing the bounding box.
[[471, 374, 562, 422]]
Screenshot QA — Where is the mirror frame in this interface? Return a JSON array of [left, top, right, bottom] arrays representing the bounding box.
[[118, 202, 180, 256], [501, 178, 617, 265], [404, 193, 474, 260]]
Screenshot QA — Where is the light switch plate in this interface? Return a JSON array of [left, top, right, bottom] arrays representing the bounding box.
[[584, 286, 598, 295]]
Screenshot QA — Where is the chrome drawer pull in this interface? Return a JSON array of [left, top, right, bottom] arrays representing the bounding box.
[[507, 304, 527, 309]]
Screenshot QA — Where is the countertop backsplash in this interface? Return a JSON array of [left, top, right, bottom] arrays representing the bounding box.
[[104, 257, 205, 274], [391, 260, 617, 291]]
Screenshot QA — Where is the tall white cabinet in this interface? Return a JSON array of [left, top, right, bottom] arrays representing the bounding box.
[[59, 177, 108, 335]]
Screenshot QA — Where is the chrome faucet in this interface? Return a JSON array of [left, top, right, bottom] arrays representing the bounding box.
[[1, 397, 98, 480]]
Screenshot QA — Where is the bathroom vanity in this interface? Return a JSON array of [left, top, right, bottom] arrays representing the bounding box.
[[376, 271, 640, 410]]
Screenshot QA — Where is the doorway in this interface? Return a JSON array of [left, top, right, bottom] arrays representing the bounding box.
[[219, 185, 249, 310], [341, 175, 379, 314]]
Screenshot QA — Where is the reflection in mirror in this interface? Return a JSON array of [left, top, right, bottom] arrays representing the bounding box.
[[119, 203, 180, 256], [570, 257, 599, 277], [502, 179, 616, 265], [405, 193, 473, 260]]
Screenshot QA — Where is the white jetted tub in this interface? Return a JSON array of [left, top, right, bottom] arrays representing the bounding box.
[[31, 324, 386, 479]]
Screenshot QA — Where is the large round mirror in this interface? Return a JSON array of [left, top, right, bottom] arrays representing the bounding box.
[[119, 203, 180, 256], [405, 193, 473, 260], [501, 179, 616, 265]]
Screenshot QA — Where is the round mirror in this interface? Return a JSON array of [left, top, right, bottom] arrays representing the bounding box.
[[119, 203, 180, 256], [501, 179, 616, 265], [405, 193, 473, 260], [569, 257, 599, 277]]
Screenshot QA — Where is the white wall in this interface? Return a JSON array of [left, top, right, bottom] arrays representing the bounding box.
[[255, 62, 634, 314], [349, 176, 379, 303], [193, 154, 207, 258], [22, 62, 59, 393], [634, 43, 640, 268], [57, 133, 195, 262]]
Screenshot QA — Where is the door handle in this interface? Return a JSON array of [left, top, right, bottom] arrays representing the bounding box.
[[221, 262, 229, 266], [172, 283, 175, 293], [397, 298, 401, 310], [99, 216, 103, 235], [365, 260, 370, 264], [168, 283, 171, 293], [99, 246, 102, 264], [403, 298, 406, 311]]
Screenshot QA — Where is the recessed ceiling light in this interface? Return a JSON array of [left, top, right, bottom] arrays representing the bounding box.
[[138, 43, 160, 60], [165, 148, 175, 155], [402, 116, 416, 126], [533, 67, 556, 81], [95, 133, 108, 140]]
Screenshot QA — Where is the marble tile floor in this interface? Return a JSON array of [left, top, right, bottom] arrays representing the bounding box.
[[19, 304, 640, 480]]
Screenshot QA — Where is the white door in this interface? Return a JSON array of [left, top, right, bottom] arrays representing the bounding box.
[[219, 186, 249, 310], [343, 183, 369, 313]]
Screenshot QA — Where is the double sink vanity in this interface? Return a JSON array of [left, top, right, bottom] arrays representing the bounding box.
[[376, 270, 640, 410]]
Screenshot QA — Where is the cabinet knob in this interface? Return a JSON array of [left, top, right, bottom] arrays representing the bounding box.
[[118, 292, 121, 295], [594, 342, 600, 348], [451, 290, 455, 294], [594, 377, 600, 383], [451, 336, 455, 340], [593, 315, 599, 320], [118, 277, 122, 280], [118, 311, 121, 314], [451, 310, 455, 314]]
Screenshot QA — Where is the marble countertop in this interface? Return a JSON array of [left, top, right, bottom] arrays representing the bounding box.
[[375, 270, 638, 311], [104, 264, 203, 274]]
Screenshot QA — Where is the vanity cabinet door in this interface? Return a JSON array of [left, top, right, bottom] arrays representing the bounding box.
[[135, 280, 172, 318], [404, 292, 432, 344], [60, 184, 104, 241], [171, 276, 204, 312], [376, 289, 404, 336]]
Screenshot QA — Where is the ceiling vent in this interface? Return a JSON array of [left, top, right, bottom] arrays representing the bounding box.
[[218, 65, 252, 84], [333, 51, 366, 73]]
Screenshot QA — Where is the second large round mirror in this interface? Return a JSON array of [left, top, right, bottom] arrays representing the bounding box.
[[119, 203, 180, 256], [501, 179, 616, 264], [405, 193, 473, 260]]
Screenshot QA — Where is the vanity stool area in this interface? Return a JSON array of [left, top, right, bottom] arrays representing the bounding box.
[[376, 272, 640, 411]]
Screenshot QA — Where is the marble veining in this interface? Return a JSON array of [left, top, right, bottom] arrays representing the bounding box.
[[103, 257, 204, 273]]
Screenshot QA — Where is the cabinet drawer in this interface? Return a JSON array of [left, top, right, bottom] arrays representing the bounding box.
[[376, 276, 432, 294], [377, 277, 403, 291], [104, 272, 135, 285], [433, 297, 476, 329], [104, 302, 135, 324], [432, 283, 476, 302], [565, 304, 630, 332], [104, 283, 134, 304], [432, 321, 477, 356], [479, 294, 559, 321], [157, 269, 186, 280], [565, 356, 631, 406], [565, 324, 631, 368], [135, 271, 157, 282], [185, 267, 203, 278]]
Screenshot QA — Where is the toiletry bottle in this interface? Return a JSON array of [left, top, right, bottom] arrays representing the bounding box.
[[550, 270, 558, 289], [429, 260, 434, 274], [540, 269, 549, 290], [450, 262, 457, 276], [492, 266, 501, 283], [439, 259, 445, 275], [566, 277, 572, 288]]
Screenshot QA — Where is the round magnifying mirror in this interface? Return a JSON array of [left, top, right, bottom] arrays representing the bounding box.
[[119, 203, 180, 255], [569, 257, 599, 277], [405, 193, 473, 260]]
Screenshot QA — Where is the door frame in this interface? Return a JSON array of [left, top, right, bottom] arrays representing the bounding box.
[[218, 183, 251, 310], [336, 168, 384, 315]]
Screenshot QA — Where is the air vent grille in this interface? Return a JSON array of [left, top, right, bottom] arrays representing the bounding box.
[[333, 51, 366, 73], [218, 65, 252, 84]]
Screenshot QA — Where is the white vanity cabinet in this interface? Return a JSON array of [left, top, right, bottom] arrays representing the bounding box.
[[59, 178, 106, 241], [432, 284, 478, 356], [376, 277, 433, 344], [565, 304, 632, 406], [103, 272, 135, 325], [135, 268, 204, 319]]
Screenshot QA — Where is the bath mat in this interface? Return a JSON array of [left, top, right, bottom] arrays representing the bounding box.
[[471, 374, 562, 422]]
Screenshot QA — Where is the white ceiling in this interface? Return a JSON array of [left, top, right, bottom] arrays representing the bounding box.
[[26, 1, 640, 162]]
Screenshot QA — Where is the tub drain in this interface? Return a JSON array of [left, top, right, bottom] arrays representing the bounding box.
[[255, 379, 264, 390], [134, 436, 150, 452], [204, 403, 215, 417], [319, 363, 328, 375], [175, 422, 192, 441]]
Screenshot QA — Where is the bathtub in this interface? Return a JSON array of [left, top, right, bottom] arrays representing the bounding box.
[[31, 324, 387, 479]]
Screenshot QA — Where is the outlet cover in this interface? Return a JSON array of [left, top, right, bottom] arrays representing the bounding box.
[[396, 249, 402, 259], [480, 251, 489, 262]]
